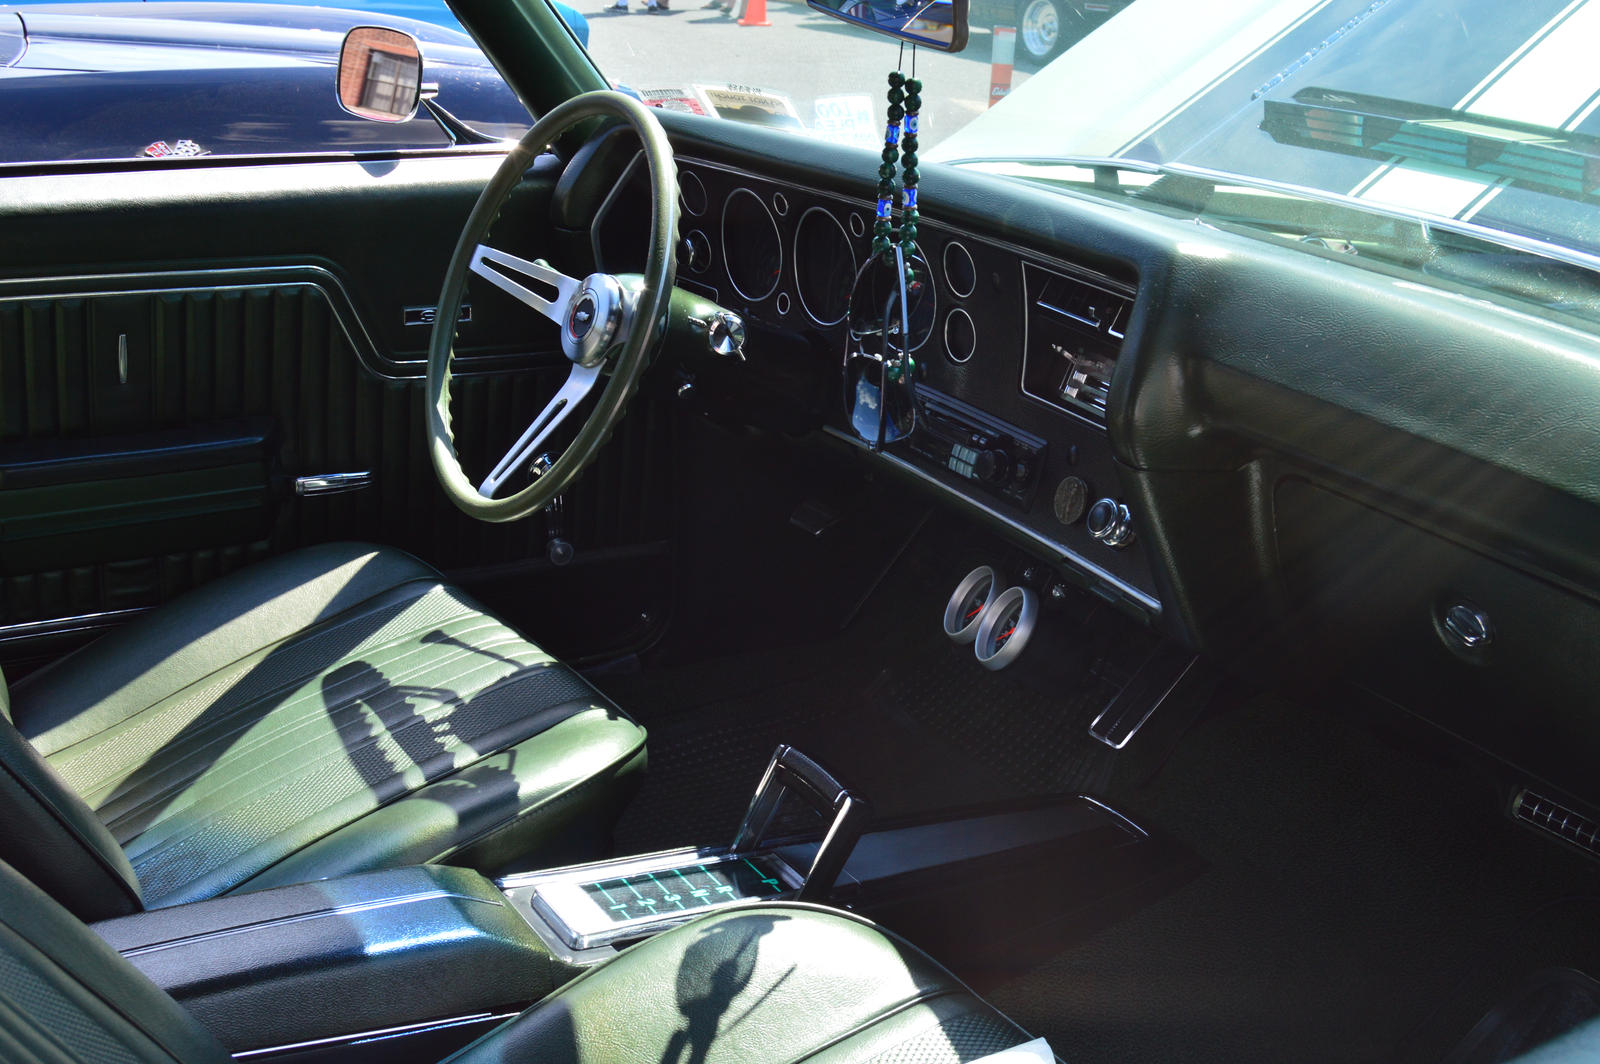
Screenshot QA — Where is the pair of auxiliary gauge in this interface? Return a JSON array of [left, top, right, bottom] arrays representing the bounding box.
[[941, 565, 1039, 671]]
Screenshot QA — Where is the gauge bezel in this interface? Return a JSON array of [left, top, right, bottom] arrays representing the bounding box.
[[974, 586, 1039, 670], [721, 187, 782, 302], [942, 565, 1001, 644]]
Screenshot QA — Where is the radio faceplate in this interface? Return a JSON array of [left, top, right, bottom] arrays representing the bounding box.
[[909, 389, 1046, 508]]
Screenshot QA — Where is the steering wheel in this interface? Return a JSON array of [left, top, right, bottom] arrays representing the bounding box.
[[427, 90, 678, 522]]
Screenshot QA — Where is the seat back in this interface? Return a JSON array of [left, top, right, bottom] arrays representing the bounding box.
[[0, 858, 226, 1063], [0, 665, 144, 922]]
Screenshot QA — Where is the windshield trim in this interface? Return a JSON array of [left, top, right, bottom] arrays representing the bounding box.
[[1160, 161, 1600, 279], [945, 153, 1600, 280]]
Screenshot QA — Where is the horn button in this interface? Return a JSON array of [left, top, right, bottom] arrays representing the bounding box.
[[564, 273, 631, 369]]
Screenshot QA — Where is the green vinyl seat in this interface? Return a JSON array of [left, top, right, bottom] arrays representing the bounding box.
[[0, 542, 646, 921], [0, 855, 1051, 1064]]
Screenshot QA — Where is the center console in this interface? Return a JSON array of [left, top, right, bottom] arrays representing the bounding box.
[[503, 744, 868, 960], [90, 747, 1175, 1062]]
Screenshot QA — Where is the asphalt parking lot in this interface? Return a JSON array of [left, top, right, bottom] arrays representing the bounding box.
[[580, 0, 1033, 152]]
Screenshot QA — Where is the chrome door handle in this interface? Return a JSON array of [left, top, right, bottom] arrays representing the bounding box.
[[295, 472, 373, 497]]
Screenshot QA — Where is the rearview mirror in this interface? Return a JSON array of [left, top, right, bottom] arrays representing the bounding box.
[[337, 26, 423, 123], [807, 0, 968, 51]]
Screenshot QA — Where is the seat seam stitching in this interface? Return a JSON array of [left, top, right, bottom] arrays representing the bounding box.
[[86, 625, 532, 825], [49, 587, 480, 778], [418, 721, 648, 864], [86, 626, 524, 825], [32, 575, 443, 758], [105, 634, 546, 840], [125, 664, 598, 878]]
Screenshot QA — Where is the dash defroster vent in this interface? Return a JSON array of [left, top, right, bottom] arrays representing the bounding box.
[[1513, 789, 1600, 859]]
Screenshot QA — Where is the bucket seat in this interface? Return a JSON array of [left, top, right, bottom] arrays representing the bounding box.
[[0, 857, 1050, 1064], [0, 543, 646, 921]]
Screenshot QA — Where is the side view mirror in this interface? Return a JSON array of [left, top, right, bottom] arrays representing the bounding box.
[[337, 26, 423, 123], [807, 0, 968, 51]]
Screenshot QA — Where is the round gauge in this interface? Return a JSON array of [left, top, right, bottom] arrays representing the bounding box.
[[678, 230, 712, 274], [679, 170, 708, 217], [721, 188, 782, 302], [1052, 476, 1088, 525], [846, 250, 938, 353], [944, 308, 976, 364], [943, 565, 1002, 644], [943, 240, 977, 298], [794, 207, 857, 326], [974, 586, 1039, 670]]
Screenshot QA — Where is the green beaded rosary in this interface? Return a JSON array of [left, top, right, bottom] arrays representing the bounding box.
[[872, 68, 922, 268]]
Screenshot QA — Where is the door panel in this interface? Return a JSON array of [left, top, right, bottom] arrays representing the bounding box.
[[0, 153, 673, 668]]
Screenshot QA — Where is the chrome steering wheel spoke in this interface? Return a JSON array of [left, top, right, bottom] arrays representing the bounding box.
[[469, 244, 582, 328], [478, 363, 602, 498]]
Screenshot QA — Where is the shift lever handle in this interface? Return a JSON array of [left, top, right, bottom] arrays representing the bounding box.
[[730, 745, 869, 902]]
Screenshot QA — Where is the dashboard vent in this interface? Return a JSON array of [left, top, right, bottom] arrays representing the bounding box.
[[1513, 789, 1600, 859], [1020, 263, 1133, 424]]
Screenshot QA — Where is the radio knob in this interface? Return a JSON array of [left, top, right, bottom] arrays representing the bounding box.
[[973, 448, 1010, 485], [1086, 498, 1136, 548]]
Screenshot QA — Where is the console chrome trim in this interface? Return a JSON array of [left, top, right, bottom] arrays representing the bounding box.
[[793, 205, 856, 327], [231, 1012, 519, 1059], [824, 426, 1161, 615], [503, 847, 803, 951], [118, 889, 502, 959]]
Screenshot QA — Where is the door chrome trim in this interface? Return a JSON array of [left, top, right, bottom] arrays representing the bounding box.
[[0, 266, 553, 381]]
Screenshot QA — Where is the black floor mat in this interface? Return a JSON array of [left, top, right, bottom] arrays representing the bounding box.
[[980, 691, 1600, 1064], [596, 513, 1126, 855]]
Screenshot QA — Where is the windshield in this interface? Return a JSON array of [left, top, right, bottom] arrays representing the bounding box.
[[586, 0, 1600, 269]]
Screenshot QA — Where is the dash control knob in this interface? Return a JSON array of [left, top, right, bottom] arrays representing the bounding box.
[[1086, 498, 1136, 549], [973, 448, 1010, 485]]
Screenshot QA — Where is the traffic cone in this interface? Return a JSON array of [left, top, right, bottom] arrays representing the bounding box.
[[738, 0, 770, 27], [989, 27, 1015, 106]]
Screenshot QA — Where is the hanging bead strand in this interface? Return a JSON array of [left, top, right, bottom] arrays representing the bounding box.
[[899, 76, 921, 269], [874, 70, 907, 259]]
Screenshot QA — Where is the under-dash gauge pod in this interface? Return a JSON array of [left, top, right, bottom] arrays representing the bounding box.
[[974, 586, 1039, 671], [943, 565, 1002, 644]]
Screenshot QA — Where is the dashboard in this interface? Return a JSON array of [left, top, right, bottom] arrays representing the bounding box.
[[584, 108, 1600, 817], [597, 153, 1161, 620]]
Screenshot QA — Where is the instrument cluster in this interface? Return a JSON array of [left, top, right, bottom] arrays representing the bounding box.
[[644, 157, 1162, 620]]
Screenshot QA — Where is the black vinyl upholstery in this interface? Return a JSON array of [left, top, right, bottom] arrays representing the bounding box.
[[1, 543, 647, 919]]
